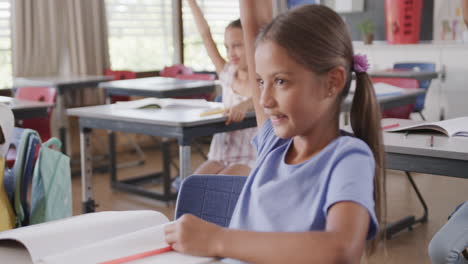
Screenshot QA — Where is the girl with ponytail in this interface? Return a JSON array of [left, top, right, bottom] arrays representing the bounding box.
[[164, 3, 386, 263]]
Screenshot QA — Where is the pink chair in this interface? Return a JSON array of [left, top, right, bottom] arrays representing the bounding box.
[[15, 87, 56, 142], [371, 77, 419, 119], [104, 69, 137, 103], [175, 73, 216, 81], [159, 64, 193, 77]]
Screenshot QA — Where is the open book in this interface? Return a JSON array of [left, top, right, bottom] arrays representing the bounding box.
[[114, 98, 210, 109], [385, 117, 468, 137], [0, 211, 217, 264]]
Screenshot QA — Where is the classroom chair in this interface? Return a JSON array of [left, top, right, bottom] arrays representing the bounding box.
[[428, 201, 468, 264], [371, 77, 419, 119], [393, 62, 436, 120], [160, 64, 193, 77], [104, 69, 145, 168], [175, 175, 247, 227], [15, 87, 56, 143]]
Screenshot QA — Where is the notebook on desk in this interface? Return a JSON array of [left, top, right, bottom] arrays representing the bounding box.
[[384, 117, 468, 137], [0, 211, 216, 264], [114, 98, 211, 110]]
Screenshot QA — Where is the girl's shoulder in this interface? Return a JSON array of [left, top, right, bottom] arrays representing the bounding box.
[[331, 134, 374, 162]]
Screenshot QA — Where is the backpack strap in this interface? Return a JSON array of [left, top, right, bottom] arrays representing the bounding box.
[[12, 129, 40, 227]]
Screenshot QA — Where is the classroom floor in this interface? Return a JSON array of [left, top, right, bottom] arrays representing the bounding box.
[[70, 141, 468, 264]]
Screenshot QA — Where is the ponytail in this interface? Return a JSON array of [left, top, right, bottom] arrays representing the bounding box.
[[350, 71, 387, 252]]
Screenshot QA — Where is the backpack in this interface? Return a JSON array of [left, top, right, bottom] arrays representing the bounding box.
[[0, 106, 16, 231], [30, 137, 72, 224]]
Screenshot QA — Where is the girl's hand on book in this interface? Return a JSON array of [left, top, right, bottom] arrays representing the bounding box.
[[164, 214, 226, 257], [225, 100, 250, 125]]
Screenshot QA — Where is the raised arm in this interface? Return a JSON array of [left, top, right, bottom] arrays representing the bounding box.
[[463, 0, 468, 27], [187, 0, 226, 74], [239, 0, 272, 127]]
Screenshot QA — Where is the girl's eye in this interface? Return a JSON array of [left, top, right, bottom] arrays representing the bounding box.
[[257, 79, 264, 88], [275, 78, 286, 85]]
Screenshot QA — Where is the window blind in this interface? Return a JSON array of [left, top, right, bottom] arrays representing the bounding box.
[[183, 0, 240, 71], [106, 0, 174, 71], [0, 0, 11, 89]]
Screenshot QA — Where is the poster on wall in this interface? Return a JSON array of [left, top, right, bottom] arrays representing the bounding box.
[[433, 0, 467, 42]]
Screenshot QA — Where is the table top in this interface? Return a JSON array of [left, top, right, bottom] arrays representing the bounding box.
[[68, 102, 254, 127], [100, 77, 217, 96], [68, 88, 425, 127], [0, 96, 54, 110], [13, 75, 112, 87]]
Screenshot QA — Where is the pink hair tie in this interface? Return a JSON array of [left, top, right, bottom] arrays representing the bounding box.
[[353, 54, 369, 73]]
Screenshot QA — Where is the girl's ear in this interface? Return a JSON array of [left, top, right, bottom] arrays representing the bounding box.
[[327, 66, 347, 96]]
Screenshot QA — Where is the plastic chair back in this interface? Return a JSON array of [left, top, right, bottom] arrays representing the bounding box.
[[15, 87, 56, 142], [372, 77, 419, 119], [175, 175, 247, 227], [104, 69, 137, 103], [160, 64, 193, 78], [393, 62, 436, 112], [175, 73, 216, 81]]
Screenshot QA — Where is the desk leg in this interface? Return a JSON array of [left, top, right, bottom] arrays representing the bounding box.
[[80, 127, 96, 213], [179, 145, 191, 180], [56, 90, 68, 154]]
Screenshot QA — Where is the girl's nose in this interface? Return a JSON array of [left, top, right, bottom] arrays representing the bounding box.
[[260, 85, 275, 108]]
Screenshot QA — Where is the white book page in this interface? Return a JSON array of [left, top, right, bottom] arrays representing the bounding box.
[[385, 117, 468, 137], [0, 211, 169, 263], [433, 117, 468, 137], [114, 98, 209, 109], [40, 224, 214, 264]]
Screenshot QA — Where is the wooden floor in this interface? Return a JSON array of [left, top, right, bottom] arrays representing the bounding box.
[[71, 143, 468, 264]]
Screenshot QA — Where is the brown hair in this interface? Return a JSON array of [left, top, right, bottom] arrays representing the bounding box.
[[256, 5, 386, 252], [227, 19, 242, 30]]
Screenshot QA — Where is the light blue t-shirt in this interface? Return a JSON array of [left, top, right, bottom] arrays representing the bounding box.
[[225, 119, 378, 263]]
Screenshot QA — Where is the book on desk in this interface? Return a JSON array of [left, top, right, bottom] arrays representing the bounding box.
[[114, 98, 211, 110], [384, 117, 468, 137], [0, 211, 215, 264]]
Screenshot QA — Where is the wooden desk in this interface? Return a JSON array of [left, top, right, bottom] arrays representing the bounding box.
[[13, 75, 112, 153], [0, 96, 53, 120]]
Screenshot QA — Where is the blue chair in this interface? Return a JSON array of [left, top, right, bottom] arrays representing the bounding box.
[[393, 62, 436, 120], [175, 175, 247, 227]]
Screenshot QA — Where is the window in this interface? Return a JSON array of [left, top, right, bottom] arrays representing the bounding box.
[[0, 0, 11, 89], [106, 0, 174, 71], [183, 0, 240, 71]]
